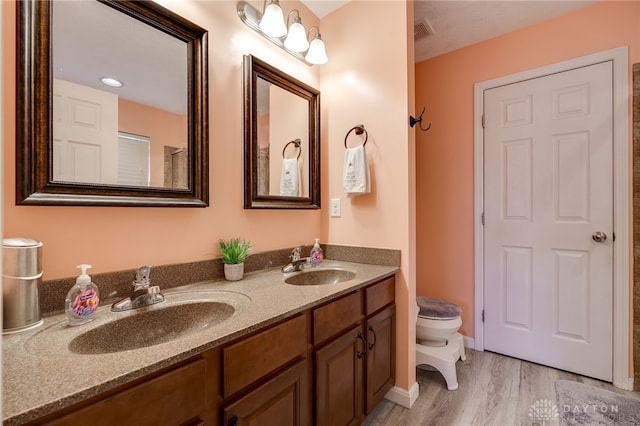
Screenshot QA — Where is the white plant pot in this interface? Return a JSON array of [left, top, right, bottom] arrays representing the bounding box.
[[224, 263, 244, 281]]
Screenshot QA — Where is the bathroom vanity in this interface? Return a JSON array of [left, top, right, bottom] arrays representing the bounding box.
[[2, 261, 398, 425]]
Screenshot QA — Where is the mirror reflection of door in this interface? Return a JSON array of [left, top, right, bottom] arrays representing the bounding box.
[[52, 78, 118, 184], [51, 0, 188, 189], [257, 147, 270, 195], [164, 146, 188, 189], [256, 77, 310, 197]]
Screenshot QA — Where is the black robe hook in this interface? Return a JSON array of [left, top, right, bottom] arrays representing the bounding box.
[[409, 106, 432, 132]]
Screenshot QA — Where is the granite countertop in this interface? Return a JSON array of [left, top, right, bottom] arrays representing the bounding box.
[[2, 260, 398, 425]]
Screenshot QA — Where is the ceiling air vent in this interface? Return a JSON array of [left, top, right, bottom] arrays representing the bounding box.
[[414, 18, 435, 40]]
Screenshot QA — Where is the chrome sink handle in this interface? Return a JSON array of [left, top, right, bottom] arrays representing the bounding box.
[[134, 265, 152, 287], [281, 247, 307, 273], [290, 247, 302, 262], [111, 265, 164, 312]]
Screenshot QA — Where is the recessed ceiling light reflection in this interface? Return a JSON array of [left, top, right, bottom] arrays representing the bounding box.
[[100, 77, 123, 88]]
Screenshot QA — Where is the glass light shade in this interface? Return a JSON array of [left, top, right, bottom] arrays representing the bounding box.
[[305, 35, 328, 64], [259, 1, 287, 37], [284, 21, 309, 52]]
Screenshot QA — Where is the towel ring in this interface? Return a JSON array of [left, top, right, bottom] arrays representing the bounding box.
[[282, 139, 301, 159], [344, 125, 368, 148]]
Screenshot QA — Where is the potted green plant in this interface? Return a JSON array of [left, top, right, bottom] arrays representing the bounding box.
[[218, 238, 252, 281]]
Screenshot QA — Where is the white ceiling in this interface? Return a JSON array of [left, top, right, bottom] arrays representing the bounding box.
[[302, 1, 596, 63], [53, 1, 187, 115], [301, 0, 350, 18], [413, 1, 596, 62], [53, 1, 598, 114]]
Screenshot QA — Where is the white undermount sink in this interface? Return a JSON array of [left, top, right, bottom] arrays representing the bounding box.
[[68, 300, 235, 354], [24, 290, 250, 356], [284, 268, 356, 286]]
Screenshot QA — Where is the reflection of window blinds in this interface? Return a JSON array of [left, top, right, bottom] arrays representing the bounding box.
[[117, 132, 150, 186]]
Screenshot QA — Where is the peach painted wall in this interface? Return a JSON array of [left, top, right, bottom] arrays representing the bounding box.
[[415, 1, 640, 342], [118, 99, 187, 188], [269, 88, 309, 196], [321, 1, 416, 392], [2, 0, 321, 280], [3, 0, 416, 395]]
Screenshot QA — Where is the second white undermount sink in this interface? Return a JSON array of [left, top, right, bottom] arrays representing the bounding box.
[[284, 268, 356, 286]]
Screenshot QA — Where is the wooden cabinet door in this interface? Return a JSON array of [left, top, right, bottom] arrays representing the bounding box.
[[222, 359, 309, 426], [315, 326, 364, 426], [365, 304, 395, 414]]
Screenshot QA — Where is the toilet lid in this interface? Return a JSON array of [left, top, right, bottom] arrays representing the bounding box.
[[417, 296, 461, 320]]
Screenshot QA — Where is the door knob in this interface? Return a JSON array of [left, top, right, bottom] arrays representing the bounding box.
[[592, 232, 607, 243]]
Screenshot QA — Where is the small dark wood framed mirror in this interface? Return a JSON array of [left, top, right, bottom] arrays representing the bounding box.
[[16, 0, 209, 206], [243, 55, 320, 209]]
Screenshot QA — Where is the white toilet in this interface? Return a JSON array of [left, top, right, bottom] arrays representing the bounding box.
[[415, 296, 466, 391]]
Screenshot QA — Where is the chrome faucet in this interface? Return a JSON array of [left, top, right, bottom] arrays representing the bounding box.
[[111, 265, 165, 312], [281, 247, 308, 273]]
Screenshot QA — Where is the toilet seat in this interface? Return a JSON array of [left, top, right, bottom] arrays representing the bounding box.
[[416, 296, 462, 344], [415, 296, 465, 391], [417, 296, 461, 320]]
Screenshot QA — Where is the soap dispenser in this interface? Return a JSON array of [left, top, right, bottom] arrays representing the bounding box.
[[65, 264, 100, 326], [310, 238, 324, 267]]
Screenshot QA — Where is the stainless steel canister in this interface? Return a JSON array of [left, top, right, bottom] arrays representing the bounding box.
[[2, 238, 44, 334]]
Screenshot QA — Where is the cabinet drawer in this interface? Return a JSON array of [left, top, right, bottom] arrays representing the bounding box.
[[313, 292, 362, 345], [44, 358, 206, 426], [222, 359, 309, 426], [223, 314, 307, 397], [365, 276, 395, 315]]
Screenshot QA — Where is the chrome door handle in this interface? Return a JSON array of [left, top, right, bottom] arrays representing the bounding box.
[[592, 232, 607, 243]]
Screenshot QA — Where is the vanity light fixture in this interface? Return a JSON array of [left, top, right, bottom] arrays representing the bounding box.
[[304, 27, 328, 65], [283, 10, 309, 52], [258, 0, 287, 37], [237, 1, 328, 66], [100, 77, 123, 88]]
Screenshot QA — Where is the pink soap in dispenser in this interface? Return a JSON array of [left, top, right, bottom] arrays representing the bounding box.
[[310, 238, 324, 267], [65, 264, 100, 326]]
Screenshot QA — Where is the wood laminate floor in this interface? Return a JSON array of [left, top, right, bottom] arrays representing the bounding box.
[[363, 349, 640, 426]]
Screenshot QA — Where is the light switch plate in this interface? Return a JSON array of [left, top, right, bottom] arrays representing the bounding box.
[[330, 198, 341, 217]]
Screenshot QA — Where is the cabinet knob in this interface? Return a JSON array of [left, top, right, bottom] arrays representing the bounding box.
[[368, 326, 377, 351], [228, 414, 238, 426], [357, 332, 366, 359]]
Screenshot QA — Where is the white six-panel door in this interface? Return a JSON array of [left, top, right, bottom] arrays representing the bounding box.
[[53, 78, 118, 185], [483, 61, 613, 381]]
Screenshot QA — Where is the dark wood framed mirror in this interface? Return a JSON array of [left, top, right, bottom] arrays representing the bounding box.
[[16, 0, 209, 207], [243, 55, 320, 209]]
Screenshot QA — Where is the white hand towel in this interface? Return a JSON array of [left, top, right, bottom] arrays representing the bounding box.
[[343, 145, 370, 196], [280, 158, 300, 196]]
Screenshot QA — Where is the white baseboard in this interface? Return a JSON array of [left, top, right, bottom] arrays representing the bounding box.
[[614, 377, 634, 391], [384, 381, 419, 409], [463, 335, 475, 350], [387, 336, 474, 411]]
